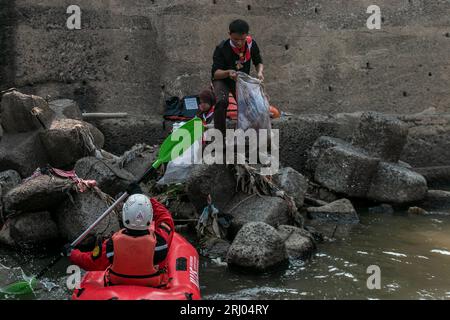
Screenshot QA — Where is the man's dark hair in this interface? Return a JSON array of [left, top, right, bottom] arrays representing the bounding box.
[[229, 19, 250, 35]]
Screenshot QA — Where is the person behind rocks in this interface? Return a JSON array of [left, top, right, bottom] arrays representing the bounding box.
[[66, 190, 174, 287], [197, 89, 217, 126], [211, 19, 264, 135]]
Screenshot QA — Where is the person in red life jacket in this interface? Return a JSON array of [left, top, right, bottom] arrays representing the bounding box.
[[66, 190, 174, 287], [211, 19, 264, 135]]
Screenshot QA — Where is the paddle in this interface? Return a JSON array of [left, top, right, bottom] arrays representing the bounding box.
[[0, 117, 203, 296]]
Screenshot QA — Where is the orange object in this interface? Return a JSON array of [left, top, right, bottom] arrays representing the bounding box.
[[72, 232, 201, 300], [107, 228, 163, 287], [269, 105, 281, 119]]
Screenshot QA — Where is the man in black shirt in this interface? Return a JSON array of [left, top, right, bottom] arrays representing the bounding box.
[[211, 19, 264, 135]]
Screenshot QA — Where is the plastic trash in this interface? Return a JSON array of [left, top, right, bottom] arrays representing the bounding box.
[[236, 72, 272, 131], [157, 122, 202, 185]]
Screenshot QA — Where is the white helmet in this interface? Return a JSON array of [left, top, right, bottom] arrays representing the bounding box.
[[122, 194, 153, 231]]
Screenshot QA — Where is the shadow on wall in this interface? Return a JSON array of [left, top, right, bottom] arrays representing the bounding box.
[[0, 0, 17, 91]]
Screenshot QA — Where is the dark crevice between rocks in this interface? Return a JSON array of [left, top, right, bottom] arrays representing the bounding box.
[[227, 259, 290, 275], [0, 0, 17, 92]]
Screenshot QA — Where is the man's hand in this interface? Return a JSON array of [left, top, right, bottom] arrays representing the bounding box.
[[61, 243, 73, 257], [228, 70, 238, 81], [257, 71, 265, 82]]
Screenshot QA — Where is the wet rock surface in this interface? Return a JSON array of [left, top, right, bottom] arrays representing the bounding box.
[[308, 112, 429, 205], [0, 90, 55, 133], [306, 199, 359, 225], [273, 167, 307, 208], [40, 119, 104, 169], [227, 222, 288, 272], [412, 166, 450, 189], [277, 225, 316, 260], [0, 131, 50, 178], [226, 194, 291, 237], [307, 136, 350, 174], [74, 157, 134, 197], [411, 190, 450, 215], [315, 145, 380, 198], [0, 170, 21, 195], [6, 212, 59, 247], [55, 189, 120, 243], [4, 175, 73, 215], [352, 112, 409, 162], [186, 164, 237, 214], [367, 162, 428, 204], [200, 238, 231, 261]]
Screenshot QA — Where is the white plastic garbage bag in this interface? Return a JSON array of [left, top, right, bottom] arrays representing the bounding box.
[[236, 72, 271, 131], [157, 122, 202, 185]]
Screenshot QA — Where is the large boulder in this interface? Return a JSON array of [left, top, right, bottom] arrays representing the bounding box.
[[367, 162, 428, 204], [0, 90, 55, 133], [352, 112, 409, 162], [307, 136, 350, 174], [120, 144, 159, 179], [412, 166, 450, 189], [74, 157, 134, 197], [273, 167, 308, 208], [0, 212, 59, 247], [199, 238, 231, 260], [277, 225, 316, 260], [39, 119, 104, 169], [400, 116, 450, 168], [226, 194, 291, 237], [0, 170, 21, 195], [416, 190, 450, 214], [272, 115, 343, 173], [185, 164, 236, 214], [4, 175, 74, 215], [55, 189, 120, 242], [48, 99, 83, 120], [314, 145, 380, 198], [306, 198, 360, 224], [0, 131, 49, 177], [227, 222, 288, 272]]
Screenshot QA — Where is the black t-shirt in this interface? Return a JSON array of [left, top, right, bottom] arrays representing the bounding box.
[[211, 39, 263, 82]]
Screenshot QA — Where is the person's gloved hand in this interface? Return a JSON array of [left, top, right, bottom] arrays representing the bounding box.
[[126, 182, 143, 195], [61, 243, 73, 257]]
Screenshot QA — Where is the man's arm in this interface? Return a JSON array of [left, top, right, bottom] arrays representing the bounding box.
[[70, 239, 112, 271], [252, 40, 264, 81], [214, 69, 237, 81], [150, 198, 175, 248], [212, 45, 237, 81], [256, 63, 264, 81]]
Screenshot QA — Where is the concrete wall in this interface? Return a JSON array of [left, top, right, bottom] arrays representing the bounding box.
[[1, 0, 450, 116]]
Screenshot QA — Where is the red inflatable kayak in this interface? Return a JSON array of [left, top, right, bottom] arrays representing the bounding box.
[[72, 233, 201, 300]]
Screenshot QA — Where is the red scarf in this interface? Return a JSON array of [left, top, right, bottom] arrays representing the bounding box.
[[230, 36, 253, 64]]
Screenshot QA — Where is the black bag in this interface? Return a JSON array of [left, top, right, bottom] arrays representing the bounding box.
[[163, 95, 200, 121]]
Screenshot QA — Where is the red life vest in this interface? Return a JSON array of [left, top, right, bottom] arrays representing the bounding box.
[[107, 228, 163, 287]]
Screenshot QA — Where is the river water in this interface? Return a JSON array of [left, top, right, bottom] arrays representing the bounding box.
[[1, 210, 450, 300]]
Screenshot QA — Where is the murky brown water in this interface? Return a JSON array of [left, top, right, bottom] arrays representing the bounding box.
[[2, 211, 450, 300]]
